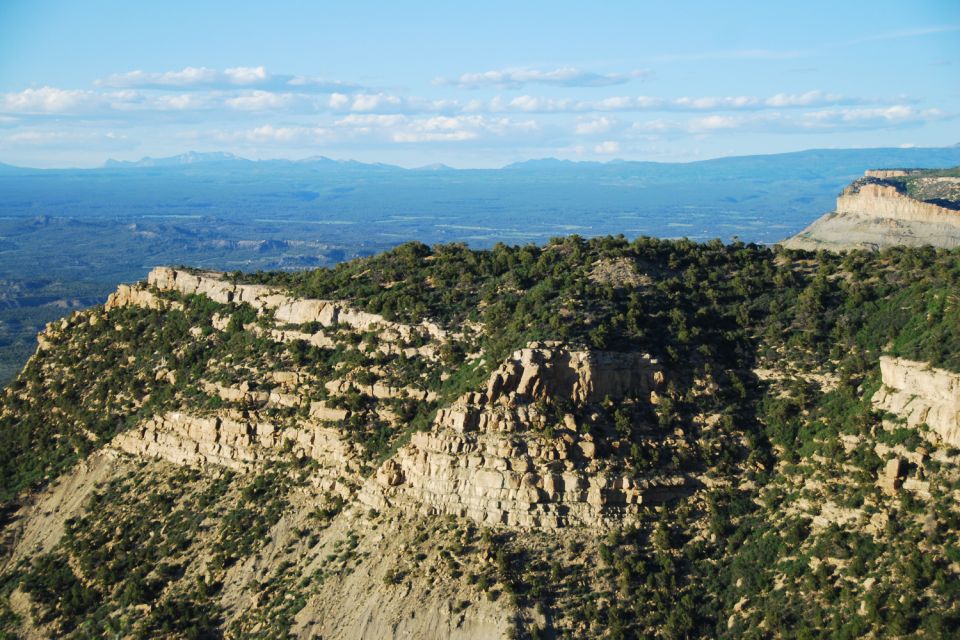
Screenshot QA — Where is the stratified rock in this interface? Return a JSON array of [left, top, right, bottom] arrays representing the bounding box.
[[360, 344, 688, 529], [112, 410, 361, 483], [783, 170, 960, 251], [872, 356, 960, 447], [143, 267, 447, 343]]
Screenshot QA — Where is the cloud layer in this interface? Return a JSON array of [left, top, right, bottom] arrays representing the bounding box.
[[438, 67, 653, 89], [0, 64, 953, 164]]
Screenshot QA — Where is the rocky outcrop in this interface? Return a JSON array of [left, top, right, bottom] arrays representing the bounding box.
[[431, 345, 663, 436], [877, 457, 903, 496], [865, 169, 908, 179], [783, 169, 960, 251], [112, 410, 362, 480], [324, 378, 438, 403], [361, 428, 688, 529], [484, 344, 662, 406], [835, 183, 958, 223], [361, 344, 688, 528], [202, 380, 271, 407], [104, 284, 176, 311], [145, 267, 446, 341], [872, 356, 960, 447]]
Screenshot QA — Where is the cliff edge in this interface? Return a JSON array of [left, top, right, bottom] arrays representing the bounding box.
[[782, 167, 960, 251]]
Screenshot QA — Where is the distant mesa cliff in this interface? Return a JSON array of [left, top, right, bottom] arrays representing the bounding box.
[[782, 167, 960, 251]]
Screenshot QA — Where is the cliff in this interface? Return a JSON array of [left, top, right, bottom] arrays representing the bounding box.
[[782, 168, 960, 251], [360, 344, 690, 529], [872, 356, 960, 448]]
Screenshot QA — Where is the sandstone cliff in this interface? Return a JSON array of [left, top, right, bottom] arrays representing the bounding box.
[[360, 344, 689, 529], [782, 168, 960, 251], [872, 355, 960, 448], [145, 266, 447, 342]]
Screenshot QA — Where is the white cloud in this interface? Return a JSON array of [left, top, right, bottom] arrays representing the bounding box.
[[329, 93, 350, 109], [505, 95, 572, 112], [223, 66, 269, 84], [351, 93, 403, 112], [575, 116, 614, 135], [799, 106, 945, 128], [97, 66, 365, 93], [595, 96, 643, 110], [146, 93, 215, 111], [329, 93, 413, 113], [628, 104, 949, 136], [442, 67, 652, 89], [98, 66, 222, 88], [675, 96, 758, 109], [594, 140, 620, 154], [336, 113, 407, 130], [225, 91, 296, 111], [0, 87, 103, 114], [764, 90, 847, 107], [182, 124, 331, 145], [478, 91, 865, 114], [333, 113, 537, 143], [241, 124, 329, 143], [688, 115, 740, 131]]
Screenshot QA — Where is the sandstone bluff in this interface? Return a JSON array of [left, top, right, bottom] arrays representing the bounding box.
[[783, 167, 960, 251]]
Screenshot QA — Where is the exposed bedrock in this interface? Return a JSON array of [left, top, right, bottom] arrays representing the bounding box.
[[872, 356, 960, 448], [361, 344, 691, 529]]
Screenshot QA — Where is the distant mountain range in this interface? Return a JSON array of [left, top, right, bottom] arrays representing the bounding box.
[[0, 147, 957, 182], [5, 145, 958, 176], [103, 151, 247, 168]]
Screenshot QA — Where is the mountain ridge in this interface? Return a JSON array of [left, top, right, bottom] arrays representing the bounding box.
[[0, 145, 939, 173]]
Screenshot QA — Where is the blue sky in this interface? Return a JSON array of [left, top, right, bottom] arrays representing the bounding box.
[[0, 0, 957, 167]]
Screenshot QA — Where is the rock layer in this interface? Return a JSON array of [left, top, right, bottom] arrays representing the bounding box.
[[872, 356, 960, 447], [361, 344, 690, 528], [146, 267, 446, 340], [783, 170, 960, 251], [113, 410, 362, 481]]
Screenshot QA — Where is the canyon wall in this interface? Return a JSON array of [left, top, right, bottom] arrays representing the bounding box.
[[101, 270, 693, 530], [112, 410, 361, 498]]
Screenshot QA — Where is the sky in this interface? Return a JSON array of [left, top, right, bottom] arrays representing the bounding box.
[[0, 0, 957, 168]]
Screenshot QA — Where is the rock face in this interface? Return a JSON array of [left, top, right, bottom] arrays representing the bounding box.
[[103, 269, 694, 530], [361, 344, 690, 528], [104, 284, 175, 311], [872, 356, 960, 447], [144, 266, 446, 341], [783, 170, 960, 251], [877, 457, 903, 496], [865, 169, 908, 179], [113, 410, 361, 483], [484, 345, 664, 406]]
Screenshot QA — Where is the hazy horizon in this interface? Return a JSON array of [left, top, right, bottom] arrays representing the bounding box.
[[2, 143, 958, 172]]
